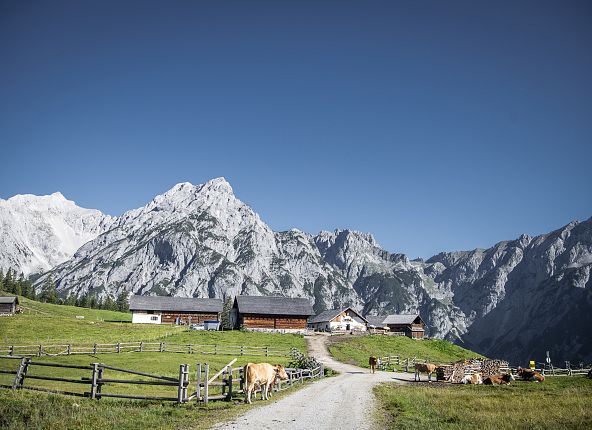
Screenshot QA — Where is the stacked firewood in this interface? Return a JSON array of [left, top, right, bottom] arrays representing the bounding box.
[[436, 359, 509, 383], [481, 359, 509, 378]]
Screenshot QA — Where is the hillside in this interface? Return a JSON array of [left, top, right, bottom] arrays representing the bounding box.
[[328, 335, 483, 369]]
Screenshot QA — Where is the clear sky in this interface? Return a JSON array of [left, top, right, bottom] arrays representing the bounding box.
[[1, 1, 591, 259]]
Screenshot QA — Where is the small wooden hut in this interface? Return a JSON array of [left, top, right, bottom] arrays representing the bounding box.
[[0, 296, 19, 315]]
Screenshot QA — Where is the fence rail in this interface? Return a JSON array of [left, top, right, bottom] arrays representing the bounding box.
[[0, 342, 299, 358], [0, 355, 323, 404]]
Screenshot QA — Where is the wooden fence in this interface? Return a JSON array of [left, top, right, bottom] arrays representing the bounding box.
[[0, 342, 299, 358], [193, 358, 324, 404], [0, 355, 323, 404], [377, 355, 433, 372]]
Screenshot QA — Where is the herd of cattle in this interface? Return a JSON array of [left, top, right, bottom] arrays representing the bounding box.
[[240, 359, 549, 405], [414, 362, 545, 385]]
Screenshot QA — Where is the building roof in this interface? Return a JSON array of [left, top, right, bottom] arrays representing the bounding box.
[[129, 295, 222, 313], [365, 315, 388, 327], [234, 296, 314, 316], [0, 296, 18, 305], [308, 307, 367, 324], [382, 314, 423, 325]]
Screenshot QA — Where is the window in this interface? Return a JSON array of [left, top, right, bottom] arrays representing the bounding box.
[[150, 316, 158, 321]]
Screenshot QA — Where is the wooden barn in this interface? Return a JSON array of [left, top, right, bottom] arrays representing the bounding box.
[[308, 307, 367, 332], [129, 296, 222, 325], [231, 296, 314, 331], [365, 315, 390, 333], [0, 296, 19, 316], [382, 314, 425, 339]]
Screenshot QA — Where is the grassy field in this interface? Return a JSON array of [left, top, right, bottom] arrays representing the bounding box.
[[0, 295, 310, 429], [328, 334, 483, 368], [0, 379, 309, 430], [374, 377, 592, 430], [0, 295, 306, 352]]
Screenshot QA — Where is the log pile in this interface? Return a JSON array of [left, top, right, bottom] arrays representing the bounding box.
[[436, 359, 509, 383]]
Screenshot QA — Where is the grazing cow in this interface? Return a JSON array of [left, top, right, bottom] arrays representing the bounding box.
[[369, 356, 378, 374], [414, 363, 437, 382], [483, 373, 514, 385], [243, 363, 289, 404], [461, 373, 483, 385], [517, 367, 545, 382]]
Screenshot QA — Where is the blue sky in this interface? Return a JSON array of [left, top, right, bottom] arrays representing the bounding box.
[[1, 1, 591, 259]]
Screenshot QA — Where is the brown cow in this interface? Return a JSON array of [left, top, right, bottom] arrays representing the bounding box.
[[461, 373, 483, 385], [414, 363, 437, 382], [483, 373, 514, 385], [517, 367, 545, 382], [369, 356, 378, 374], [243, 363, 289, 404]]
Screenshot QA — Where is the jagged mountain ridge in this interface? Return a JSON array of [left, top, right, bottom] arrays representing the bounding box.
[[0, 192, 115, 276], [4, 178, 590, 364]]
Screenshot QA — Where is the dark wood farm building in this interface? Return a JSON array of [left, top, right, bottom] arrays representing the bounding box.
[[0, 296, 19, 315], [382, 314, 425, 339], [232, 296, 314, 331], [129, 296, 222, 325], [365, 315, 390, 333]]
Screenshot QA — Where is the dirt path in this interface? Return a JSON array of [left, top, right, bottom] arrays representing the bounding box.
[[212, 334, 412, 430]]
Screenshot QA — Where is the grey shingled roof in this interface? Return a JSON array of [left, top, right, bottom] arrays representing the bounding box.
[[235, 296, 314, 316], [382, 314, 423, 325], [129, 295, 222, 313], [365, 315, 388, 327], [0, 296, 18, 304], [308, 307, 367, 324]]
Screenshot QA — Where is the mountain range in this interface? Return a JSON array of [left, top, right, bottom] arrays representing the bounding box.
[[1, 177, 590, 365]]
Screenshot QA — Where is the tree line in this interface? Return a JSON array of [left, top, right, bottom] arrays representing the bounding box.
[[0, 268, 129, 312]]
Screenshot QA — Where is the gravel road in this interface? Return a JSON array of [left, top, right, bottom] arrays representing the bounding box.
[[212, 334, 413, 430]]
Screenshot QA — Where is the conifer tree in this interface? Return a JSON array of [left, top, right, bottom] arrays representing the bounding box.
[[221, 296, 234, 330], [116, 290, 129, 312], [40, 275, 58, 303], [3, 269, 14, 294]]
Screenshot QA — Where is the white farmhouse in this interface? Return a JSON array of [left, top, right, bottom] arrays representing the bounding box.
[[308, 307, 367, 332]]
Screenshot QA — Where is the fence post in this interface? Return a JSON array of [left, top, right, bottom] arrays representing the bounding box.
[[221, 368, 227, 398], [204, 364, 209, 405], [320, 363, 324, 378], [90, 363, 99, 399], [266, 346, 269, 357], [159, 342, 164, 353], [214, 344, 218, 355], [67, 344, 71, 355], [38, 345, 42, 356], [93, 343, 97, 354], [116, 343, 121, 353], [9, 345, 13, 356], [227, 367, 233, 400], [139, 342, 143, 353], [196, 363, 202, 402], [12, 357, 26, 389], [188, 345, 192, 354], [239, 367, 244, 394], [240, 345, 244, 356], [96, 366, 104, 399], [177, 364, 188, 404]]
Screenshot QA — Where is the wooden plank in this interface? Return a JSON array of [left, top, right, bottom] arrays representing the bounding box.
[[97, 393, 178, 401], [208, 358, 237, 384], [97, 378, 179, 386], [28, 362, 92, 370], [25, 375, 89, 384], [98, 364, 178, 382]]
